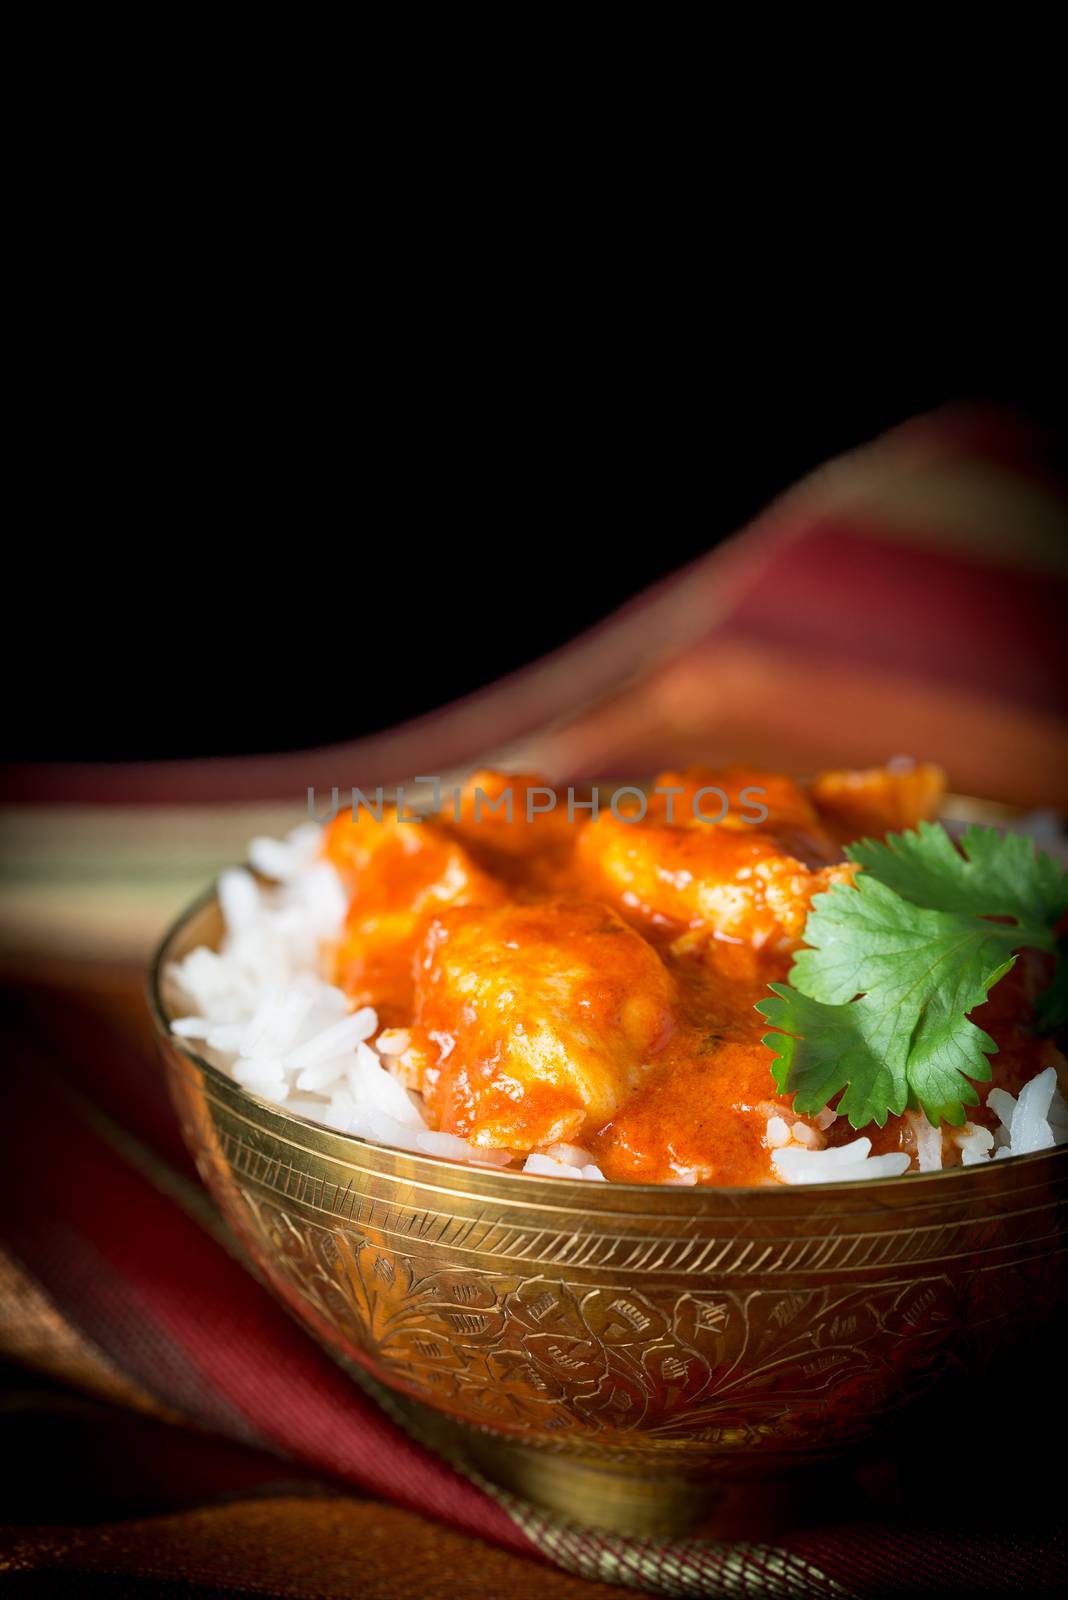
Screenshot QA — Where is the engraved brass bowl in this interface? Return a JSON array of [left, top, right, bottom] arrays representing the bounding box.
[[149, 888, 1068, 1535]]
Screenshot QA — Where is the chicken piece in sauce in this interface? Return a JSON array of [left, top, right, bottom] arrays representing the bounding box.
[[575, 766, 854, 952], [809, 761, 945, 844], [447, 769, 577, 859], [413, 900, 676, 1151], [440, 769, 580, 894], [325, 808, 505, 1026], [648, 764, 835, 860]]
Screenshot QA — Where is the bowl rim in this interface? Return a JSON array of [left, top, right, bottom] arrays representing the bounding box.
[[147, 867, 1068, 1201]]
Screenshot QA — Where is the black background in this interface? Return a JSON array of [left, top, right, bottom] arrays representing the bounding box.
[[7, 375, 1064, 764]]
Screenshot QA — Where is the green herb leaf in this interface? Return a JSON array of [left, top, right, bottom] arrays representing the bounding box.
[[847, 821, 1068, 926], [758, 823, 1066, 1129]]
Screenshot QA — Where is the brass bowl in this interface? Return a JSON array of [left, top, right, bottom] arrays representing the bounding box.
[[149, 888, 1068, 1535]]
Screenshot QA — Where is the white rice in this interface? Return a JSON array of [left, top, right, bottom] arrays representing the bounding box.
[[771, 1136, 912, 1185], [986, 1067, 1066, 1159], [955, 1123, 995, 1166], [766, 1071, 1068, 1184], [166, 826, 1068, 1187], [909, 1109, 946, 1173]]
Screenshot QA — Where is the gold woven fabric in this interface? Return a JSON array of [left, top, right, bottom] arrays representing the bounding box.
[[0, 1497, 642, 1599]]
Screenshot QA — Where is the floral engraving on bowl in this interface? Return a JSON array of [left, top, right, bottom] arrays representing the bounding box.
[[160, 1050, 1068, 1471], [219, 1185, 978, 1457]]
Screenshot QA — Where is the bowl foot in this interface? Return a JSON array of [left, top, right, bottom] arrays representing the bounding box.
[[459, 1435, 725, 1537], [384, 1393, 794, 1539]]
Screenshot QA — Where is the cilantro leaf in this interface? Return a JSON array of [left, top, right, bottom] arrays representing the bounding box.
[[758, 876, 1022, 1127], [845, 821, 1068, 1040], [758, 822, 1066, 1130], [846, 820, 1068, 927]]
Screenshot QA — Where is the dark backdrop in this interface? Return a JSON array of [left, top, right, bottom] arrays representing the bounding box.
[[8, 380, 1062, 764]]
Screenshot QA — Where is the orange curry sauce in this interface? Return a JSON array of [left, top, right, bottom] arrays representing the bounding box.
[[322, 764, 1054, 1185]]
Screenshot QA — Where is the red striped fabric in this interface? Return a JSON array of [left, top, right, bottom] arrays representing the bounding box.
[[721, 522, 1068, 714], [0, 1043, 536, 1562]]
